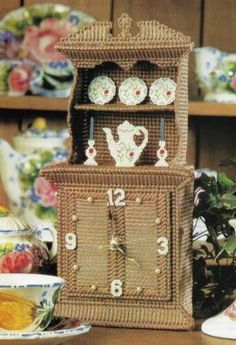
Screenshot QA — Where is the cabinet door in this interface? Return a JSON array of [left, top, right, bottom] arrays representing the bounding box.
[[62, 187, 111, 298], [123, 189, 172, 301]]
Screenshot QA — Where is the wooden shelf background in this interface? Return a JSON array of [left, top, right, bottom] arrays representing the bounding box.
[[1, 96, 236, 117]]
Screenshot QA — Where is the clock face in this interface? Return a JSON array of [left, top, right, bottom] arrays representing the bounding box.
[[59, 185, 173, 302]]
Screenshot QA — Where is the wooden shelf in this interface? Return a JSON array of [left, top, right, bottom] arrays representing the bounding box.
[[0, 96, 236, 116], [72, 326, 233, 345], [74, 103, 174, 112], [189, 101, 236, 117], [0, 96, 69, 111]]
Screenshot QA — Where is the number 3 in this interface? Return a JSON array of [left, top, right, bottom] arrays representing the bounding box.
[[157, 236, 169, 255], [111, 279, 123, 297]]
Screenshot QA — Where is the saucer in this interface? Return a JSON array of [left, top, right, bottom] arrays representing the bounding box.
[[119, 77, 147, 105], [149, 78, 176, 105], [88, 76, 116, 104], [0, 318, 91, 345]]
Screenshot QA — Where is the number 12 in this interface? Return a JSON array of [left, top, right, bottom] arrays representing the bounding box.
[[107, 188, 125, 206]]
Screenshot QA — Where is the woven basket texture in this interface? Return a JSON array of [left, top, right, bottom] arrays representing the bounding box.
[[55, 13, 193, 166], [41, 14, 195, 330], [41, 164, 194, 330]]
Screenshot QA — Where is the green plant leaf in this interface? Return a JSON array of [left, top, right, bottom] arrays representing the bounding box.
[[35, 204, 57, 221], [215, 235, 236, 259], [221, 193, 236, 210], [217, 172, 235, 194]]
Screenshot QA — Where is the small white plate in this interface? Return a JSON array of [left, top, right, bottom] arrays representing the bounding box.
[[88, 76, 116, 104], [149, 78, 176, 105], [0, 319, 91, 345], [118, 77, 147, 105]]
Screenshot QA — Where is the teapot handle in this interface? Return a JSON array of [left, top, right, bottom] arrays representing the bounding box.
[[136, 126, 148, 149], [47, 226, 57, 259], [34, 225, 57, 259]]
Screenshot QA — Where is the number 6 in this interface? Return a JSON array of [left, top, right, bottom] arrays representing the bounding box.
[[111, 279, 123, 297], [157, 236, 169, 255]]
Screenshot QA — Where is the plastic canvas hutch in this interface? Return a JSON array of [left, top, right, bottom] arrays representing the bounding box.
[[42, 14, 194, 330]]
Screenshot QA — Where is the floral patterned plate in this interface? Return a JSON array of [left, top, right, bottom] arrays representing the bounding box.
[[149, 78, 176, 105], [0, 3, 95, 97], [0, 60, 43, 96], [0, 317, 91, 344], [201, 300, 236, 339], [118, 77, 147, 105], [88, 76, 116, 104]]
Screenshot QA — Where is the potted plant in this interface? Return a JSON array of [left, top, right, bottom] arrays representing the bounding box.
[[193, 170, 236, 319]]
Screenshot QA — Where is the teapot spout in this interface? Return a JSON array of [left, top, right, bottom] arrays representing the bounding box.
[[103, 127, 116, 147], [0, 138, 22, 208]]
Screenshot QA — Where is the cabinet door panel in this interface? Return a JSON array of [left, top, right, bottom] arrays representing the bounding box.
[[124, 190, 172, 301], [75, 199, 108, 286], [64, 188, 111, 298]]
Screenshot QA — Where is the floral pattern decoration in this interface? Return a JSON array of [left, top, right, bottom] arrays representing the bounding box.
[[224, 301, 236, 321], [0, 288, 60, 331], [18, 150, 67, 222], [0, 4, 95, 96], [0, 242, 47, 273]]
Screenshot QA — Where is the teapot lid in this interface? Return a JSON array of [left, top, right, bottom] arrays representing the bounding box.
[[14, 117, 68, 140], [13, 117, 68, 153], [0, 207, 33, 235]]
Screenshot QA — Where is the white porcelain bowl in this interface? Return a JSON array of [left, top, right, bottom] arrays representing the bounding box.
[[0, 274, 64, 333]]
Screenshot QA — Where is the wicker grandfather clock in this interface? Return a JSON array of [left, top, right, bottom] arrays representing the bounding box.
[[41, 14, 194, 330]]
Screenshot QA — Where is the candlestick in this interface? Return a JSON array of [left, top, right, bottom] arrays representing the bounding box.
[[160, 117, 165, 141], [84, 117, 97, 166], [89, 116, 94, 140], [155, 117, 169, 167]]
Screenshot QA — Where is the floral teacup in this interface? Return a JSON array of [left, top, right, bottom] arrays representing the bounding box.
[[0, 274, 64, 333]]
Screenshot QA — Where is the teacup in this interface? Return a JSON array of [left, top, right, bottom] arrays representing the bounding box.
[[0, 274, 64, 333]]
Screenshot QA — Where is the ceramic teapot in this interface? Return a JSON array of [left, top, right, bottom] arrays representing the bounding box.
[[0, 207, 56, 273], [103, 120, 148, 167], [194, 47, 236, 102], [0, 118, 68, 240]]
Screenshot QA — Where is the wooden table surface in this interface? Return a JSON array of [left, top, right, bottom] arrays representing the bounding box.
[[67, 327, 235, 345]]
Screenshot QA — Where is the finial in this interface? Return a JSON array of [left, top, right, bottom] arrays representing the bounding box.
[[117, 13, 132, 39]]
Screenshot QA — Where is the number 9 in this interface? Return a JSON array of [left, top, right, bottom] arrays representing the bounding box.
[[65, 233, 77, 250]]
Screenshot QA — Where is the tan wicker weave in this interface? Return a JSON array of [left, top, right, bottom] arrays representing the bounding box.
[[41, 164, 194, 330], [56, 13, 193, 166], [41, 14, 194, 330]]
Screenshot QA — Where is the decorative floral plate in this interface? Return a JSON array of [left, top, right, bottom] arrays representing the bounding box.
[[0, 318, 91, 344], [88, 76, 116, 104], [149, 78, 176, 105], [118, 77, 147, 105], [201, 300, 236, 339], [0, 3, 95, 97]]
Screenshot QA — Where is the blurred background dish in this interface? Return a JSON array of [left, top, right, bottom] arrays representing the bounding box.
[[0, 118, 68, 242], [194, 47, 236, 103], [0, 3, 95, 97]]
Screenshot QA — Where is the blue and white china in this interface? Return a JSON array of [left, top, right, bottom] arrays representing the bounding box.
[[0, 274, 64, 333], [0, 319, 90, 345], [194, 47, 236, 102], [0, 208, 57, 273], [0, 118, 68, 240]]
